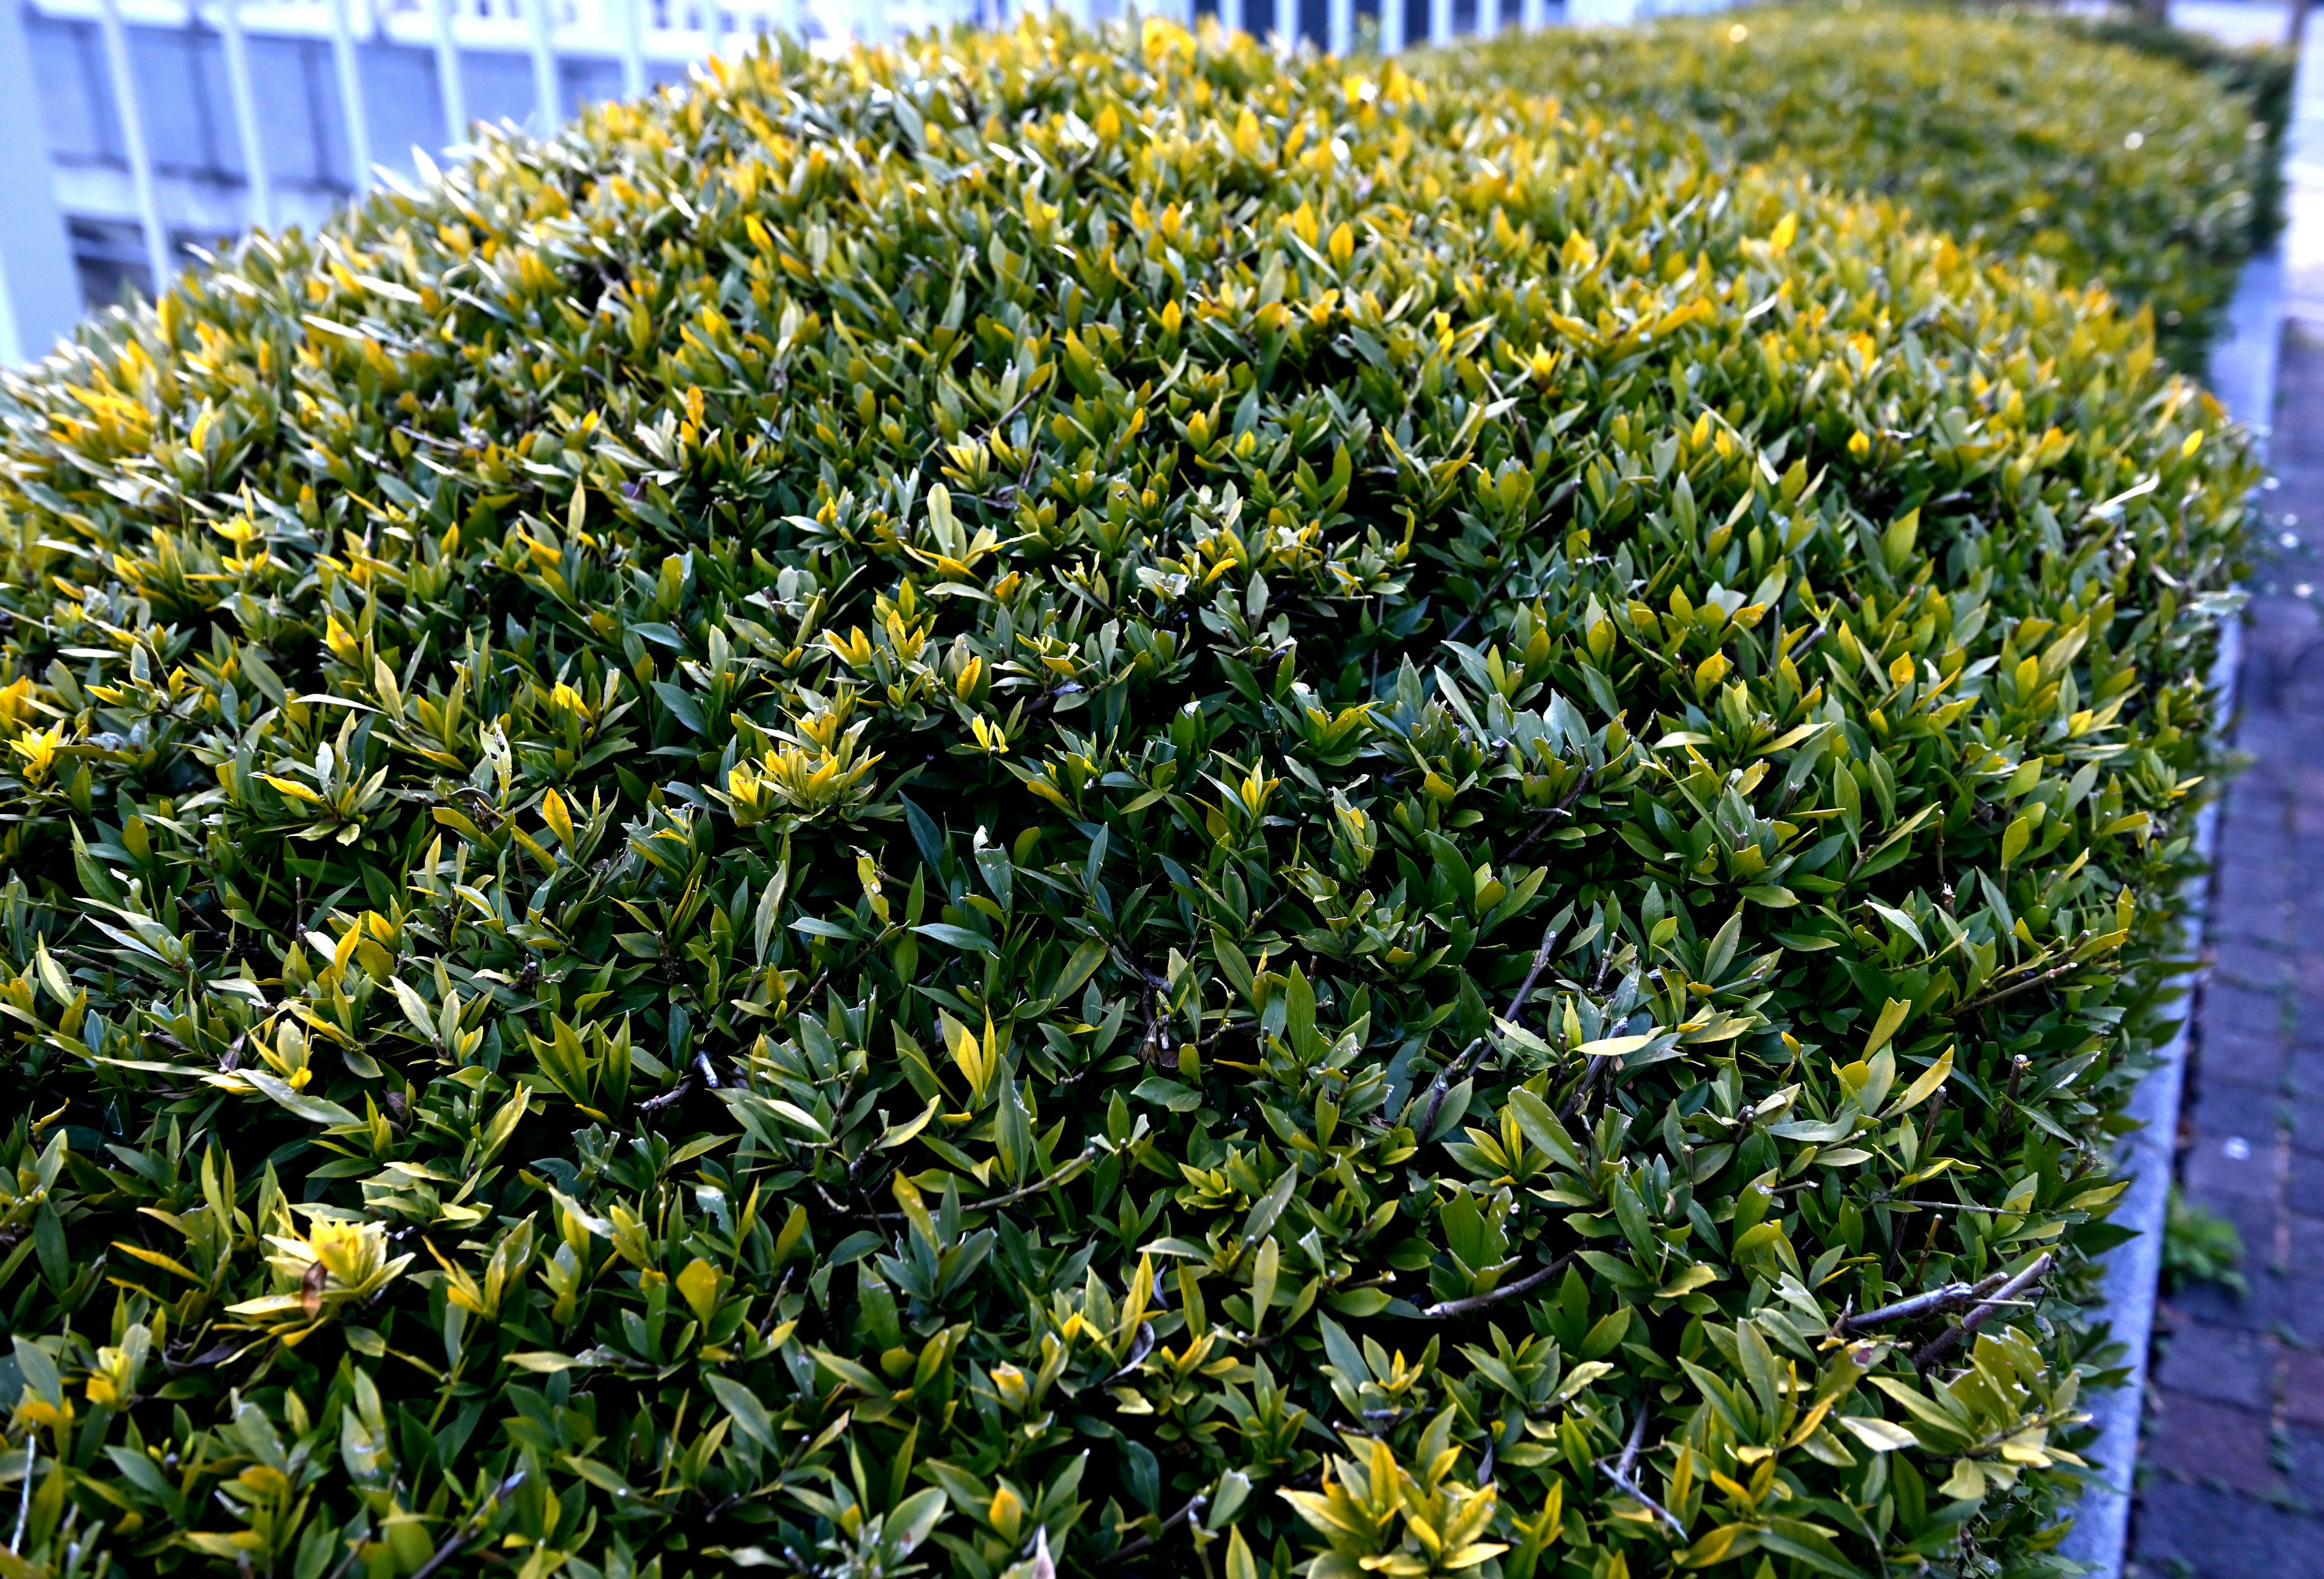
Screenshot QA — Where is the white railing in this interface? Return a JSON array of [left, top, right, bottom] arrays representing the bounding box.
[[0, 0, 1686, 363], [31, 0, 861, 65], [2, 0, 829, 357]]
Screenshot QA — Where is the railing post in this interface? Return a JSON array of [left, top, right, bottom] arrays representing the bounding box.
[[1272, 0, 1290, 51], [530, 0, 561, 133], [216, 0, 274, 231], [97, 0, 172, 299], [1380, 0, 1402, 53], [327, 0, 373, 191], [620, 0, 645, 96], [430, 0, 468, 145], [0, 0, 77, 360], [1520, 0, 1540, 30], [1477, 0, 1495, 36], [1327, 0, 1348, 54], [1426, 0, 1446, 45]]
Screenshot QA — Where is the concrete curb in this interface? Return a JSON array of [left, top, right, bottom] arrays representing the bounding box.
[[2052, 251, 2280, 1576]]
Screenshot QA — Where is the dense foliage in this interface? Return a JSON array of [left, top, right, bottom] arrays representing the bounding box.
[[0, 17, 2252, 1579], [1438, 3, 2282, 366]]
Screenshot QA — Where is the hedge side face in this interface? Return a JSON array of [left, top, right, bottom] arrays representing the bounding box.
[[1442, 5, 2279, 369], [0, 20, 2250, 1579]]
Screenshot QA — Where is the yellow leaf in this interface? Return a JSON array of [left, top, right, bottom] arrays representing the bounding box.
[[1883, 1045, 1954, 1118], [675, 1257, 721, 1325], [891, 1172, 938, 1244], [1837, 1416, 1919, 1452], [541, 789, 575, 848], [987, 1483, 1024, 1541], [1861, 997, 1911, 1058]]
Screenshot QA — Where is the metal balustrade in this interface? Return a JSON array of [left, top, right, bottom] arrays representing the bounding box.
[[0, 0, 1715, 363]]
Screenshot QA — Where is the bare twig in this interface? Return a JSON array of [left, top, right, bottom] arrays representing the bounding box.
[[1443, 485, 1578, 644], [1589, 944, 1617, 995], [1592, 1402, 1687, 1538], [1103, 1492, 1207, 1566], [1558, 1044, 1616, 1122], [1837, 1270, 2007, 1336], [637, 1077, 695, 1113], [1109, 947, 1174, 1071], [10, 1437, 33, 1554], [1105, 1321, 1157, 1384], [1109, 947, 1171, 991], [1417, 922, 1562, 1143], [1134, 984, 1167, 1069], [1912, 1253, 2055, 1371], [1555, 955, 1638, 1126], [1506, 921, 1561, 1018], [869, 1146, 1100, 1222], [1415, 1253, 1575, 1320], [408, 1467, 527, 1579], [1995, 1053, 2033, 1141], [1598, 1459, 1688, 1540], [1905, 1210, 1944, 1291], [1919, 1085, 1948, 1147], [1945, 959, 2084, 1018], [1416, 1037, 1482, 1140], [1502, 767, 1598, 865], [1446, 562, 1520, 643], [1617, 1399, 1649, 1479]]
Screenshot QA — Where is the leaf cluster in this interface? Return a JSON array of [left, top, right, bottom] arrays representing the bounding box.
[[1434, 2, 2283, 366]]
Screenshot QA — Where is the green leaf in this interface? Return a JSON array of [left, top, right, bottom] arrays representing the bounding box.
[[706, 1374, 778, 1449], [241, 1070, 363, 1128], [1131, 1077, 1201, 1113], [912, 922, 996, 954], [1241, 1168, 1301, 1246]]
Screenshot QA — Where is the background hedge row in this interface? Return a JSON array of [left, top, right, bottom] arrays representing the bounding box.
[[0, 15, 2253, 1579], [1439, 3, 2288, 367]]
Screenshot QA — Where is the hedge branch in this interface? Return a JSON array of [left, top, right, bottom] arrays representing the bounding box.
[[1912, 1253, 2056, 1370], [1102, 1493, 1207, 1567], [404, 1468, 527, 1579], [1415, 1252, 1578, 1320], [1503, 767, 1600, 864], [870, 1146, 1100, 1222], [1946, 957, 2087, 1017], [1836, 1270, 2008, 1335], [1595, 1405, 1687, 1538], [1417, 921, 1563, 1144]]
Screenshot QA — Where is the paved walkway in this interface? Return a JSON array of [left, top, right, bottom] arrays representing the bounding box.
[[2129, 9, 2324, 1574], [2129, 329, 2324, 1573]]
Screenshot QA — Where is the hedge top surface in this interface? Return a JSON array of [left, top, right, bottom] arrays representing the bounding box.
[[0, 17, 2250, 1579], [1437, 2, 2279, 365]]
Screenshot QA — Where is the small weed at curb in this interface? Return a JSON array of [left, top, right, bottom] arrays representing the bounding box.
[[2167, 1188, 2251, 1296]]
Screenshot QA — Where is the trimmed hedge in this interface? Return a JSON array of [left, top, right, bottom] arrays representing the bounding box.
[[2061, 7, 2298, 248], [0, 18, 2250, 1579], [1439, 3, 2283, 367]]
